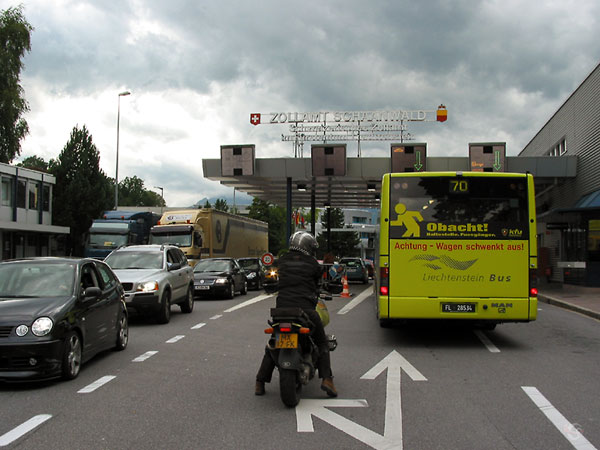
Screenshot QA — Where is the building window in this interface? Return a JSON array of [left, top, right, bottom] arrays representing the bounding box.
[[16, 180, 26, 208], [1, 177, 12, 206], [546, 137, 567, 156], [43, 185, 50, 212], [29, 182, 39, 210], [352, 216, 367, 224]]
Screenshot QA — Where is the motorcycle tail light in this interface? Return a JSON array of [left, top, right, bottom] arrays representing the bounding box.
[[279, 326, 292, 332], [264, 327, 274, 334], [299, 327, 310, 334]]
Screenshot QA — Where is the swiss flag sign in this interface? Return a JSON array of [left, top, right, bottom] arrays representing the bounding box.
[[250, 113, 261, 126]]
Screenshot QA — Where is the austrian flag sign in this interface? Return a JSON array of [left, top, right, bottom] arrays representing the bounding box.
[[250, 113, 261, 126]]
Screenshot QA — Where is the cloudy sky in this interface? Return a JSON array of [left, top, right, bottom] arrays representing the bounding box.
[[7, 0, 600, 207]]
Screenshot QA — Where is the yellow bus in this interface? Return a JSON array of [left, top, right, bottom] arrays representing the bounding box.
[[377, 171, 538, 329]]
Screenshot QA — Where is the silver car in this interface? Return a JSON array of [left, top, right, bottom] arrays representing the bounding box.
[[105, 245, 194, 324]]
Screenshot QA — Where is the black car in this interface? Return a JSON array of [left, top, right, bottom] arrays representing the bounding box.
[[193, 258, 248, 299], [237, 257, 266, 290], [0, 257, 128, 382]]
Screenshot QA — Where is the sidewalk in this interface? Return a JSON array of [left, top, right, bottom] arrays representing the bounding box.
[[537, 283, 600, 320]]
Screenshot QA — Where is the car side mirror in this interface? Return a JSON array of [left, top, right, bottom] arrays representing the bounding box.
[[83, 286, 102, 300], [168, 262, 182, 271]]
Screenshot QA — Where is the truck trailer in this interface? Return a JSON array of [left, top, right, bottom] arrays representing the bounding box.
[[84, 210, 161, 259], [149, 208, 268, 266]]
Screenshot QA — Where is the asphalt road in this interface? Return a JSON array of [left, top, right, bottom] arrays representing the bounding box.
[[1, 284, 599, 450]]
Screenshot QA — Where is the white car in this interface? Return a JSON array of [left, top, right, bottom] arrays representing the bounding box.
[[105, 245, 194, 324]]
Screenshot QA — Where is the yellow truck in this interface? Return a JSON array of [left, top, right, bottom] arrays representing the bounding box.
[[149, 209, 268, 266]]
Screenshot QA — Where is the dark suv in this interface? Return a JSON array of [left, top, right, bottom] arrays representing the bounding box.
[[105, 245, 194, 323]]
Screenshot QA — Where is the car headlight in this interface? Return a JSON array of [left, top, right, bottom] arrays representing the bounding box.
[[137, 281, 159, 292], [31, 317, 53, 337], [16, 324, 29, 337], [246, 272, 256, 279], [215, 278, 228, 284]]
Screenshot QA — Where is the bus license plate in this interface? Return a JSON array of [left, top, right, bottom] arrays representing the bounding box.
[[442, 303, 476, 313], [275, 333, 298, 349]]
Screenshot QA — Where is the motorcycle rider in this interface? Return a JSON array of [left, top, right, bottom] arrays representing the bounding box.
[[255, 231, 337, 398]]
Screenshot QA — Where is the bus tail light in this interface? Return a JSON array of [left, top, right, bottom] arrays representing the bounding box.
[[380, 267, 389, 296], [529, 268, 538, 297]]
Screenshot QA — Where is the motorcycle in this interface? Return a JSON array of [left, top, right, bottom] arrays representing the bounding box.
[[262, 282, 341, 407]]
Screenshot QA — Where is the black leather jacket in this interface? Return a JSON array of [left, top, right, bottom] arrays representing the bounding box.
[[275, 250, 322, 310]]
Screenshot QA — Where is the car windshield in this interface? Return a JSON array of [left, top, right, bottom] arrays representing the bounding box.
[[194, 260, 230, 272], [238, 260, 259, 270], [0, 262, 76, 298], [88, 233, 128, 247], [105, 251, 164, 270]]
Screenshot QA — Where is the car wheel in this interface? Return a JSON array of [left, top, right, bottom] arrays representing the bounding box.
[[225, 282, 234, 299], [62, 331, 82, 380], [240, 280, 248, 295], [157, 289, 171, 324], [180, 285, 194, 314], [115, 310, 129, 351]]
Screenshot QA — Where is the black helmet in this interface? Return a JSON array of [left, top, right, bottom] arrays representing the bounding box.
[[289, 231, 318, 256]]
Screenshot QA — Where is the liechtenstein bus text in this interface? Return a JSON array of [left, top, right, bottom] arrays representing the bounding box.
[[377, 172, 538, 328]]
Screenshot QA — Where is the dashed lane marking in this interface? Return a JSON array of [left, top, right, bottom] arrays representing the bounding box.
[[132, 351, 158, 362], [474, 330, 500, 353], [0, 415, 52, 447], [77, 375, 116, 394]]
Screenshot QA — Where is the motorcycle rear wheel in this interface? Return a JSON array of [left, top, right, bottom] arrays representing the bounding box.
[[279, 369, 301, 407]]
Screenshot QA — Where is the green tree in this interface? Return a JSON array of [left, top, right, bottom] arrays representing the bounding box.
[[203, 199, 211, 208], [0, 5, 33, 163], [49, 125, 113, 255], [214, 198, 228, 212], [248, 197, 286, 255], [116, 176, 164, 207], [17, 155, 48, 172], [316, 207, 361, 259]]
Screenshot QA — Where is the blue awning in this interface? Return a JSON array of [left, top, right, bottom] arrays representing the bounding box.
[[557, 189, 600, 212]]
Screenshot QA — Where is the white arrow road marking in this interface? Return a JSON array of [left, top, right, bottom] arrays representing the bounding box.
[[0, 415, 52, 447], [132, 351, 158, 362], [338, 286, 373, 315], [296, 351, 426, 450], [522, 386, 597, 450], [78, 375, 116, 393], [473, 330, 500, 353], [224, 294, 273, 312]]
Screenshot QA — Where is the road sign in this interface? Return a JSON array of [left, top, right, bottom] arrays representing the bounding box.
[[261, 252, 274, 266]]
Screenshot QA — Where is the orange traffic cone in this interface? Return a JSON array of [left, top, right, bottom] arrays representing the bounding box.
[[341, 275, 352, 298]]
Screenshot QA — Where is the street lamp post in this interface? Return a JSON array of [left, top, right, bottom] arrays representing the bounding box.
[[154, 186, 164, 214], [115, 90, 131, 210]]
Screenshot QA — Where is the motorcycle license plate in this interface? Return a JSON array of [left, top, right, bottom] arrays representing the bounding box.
[[275, 333, 298, 349]]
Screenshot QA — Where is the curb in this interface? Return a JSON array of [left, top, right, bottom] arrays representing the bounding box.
[[538, 294, 600, 321]]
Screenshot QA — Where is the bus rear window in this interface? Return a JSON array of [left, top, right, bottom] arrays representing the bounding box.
[[390, 177, 528, 225]]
